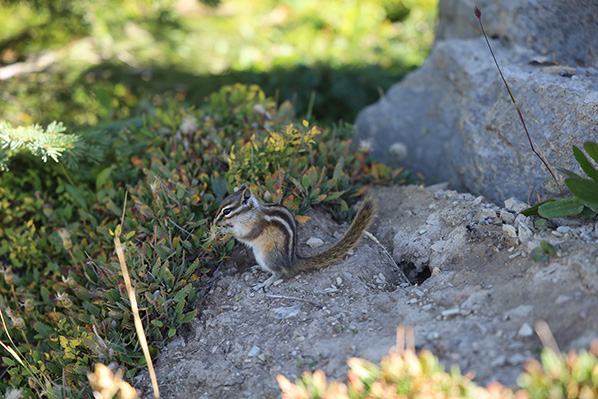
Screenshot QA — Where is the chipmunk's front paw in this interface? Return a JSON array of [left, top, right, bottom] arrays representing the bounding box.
[[250, 264, 261, 273]]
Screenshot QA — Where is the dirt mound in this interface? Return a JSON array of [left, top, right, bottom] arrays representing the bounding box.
[[137, 184, 598, 398]]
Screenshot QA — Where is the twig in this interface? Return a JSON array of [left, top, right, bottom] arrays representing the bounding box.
[[534, 320, 560, 354], [265, 294, 325, 308], [168, 218, 193, 239], [364, 231, 411, 285], [114, 235, 160, 399], [0, 309, 49, 390], [394, 325, 415, 354]]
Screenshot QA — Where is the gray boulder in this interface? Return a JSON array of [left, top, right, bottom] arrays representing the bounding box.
[[356, 0, 598, 204]]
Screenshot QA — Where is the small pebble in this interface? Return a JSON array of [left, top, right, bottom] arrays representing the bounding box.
[[270, 306, 300, 320], [491, 355, 507, 367], [441, 308, 461, 318], [500, 210, 516, 224], [514, 214, 529, 227], [518, 224, 533, 242], [306, 237, 324, 247], [556, 226, 571, 234], [377, 273, 386, 283], [477, 208, 496, 223], [504, 197, 528, 213], [507, 353, 527, 365], [247, 346, 261, 357], [517, 323, 534, 337], [555, 295, 570, 305], [503, 224, 518, 239]]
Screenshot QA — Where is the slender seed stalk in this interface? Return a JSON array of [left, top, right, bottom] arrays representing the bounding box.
[[474, 5, 560, 191]]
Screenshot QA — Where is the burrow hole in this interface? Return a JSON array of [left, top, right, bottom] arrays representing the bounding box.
[[401, 262, 432, 285]]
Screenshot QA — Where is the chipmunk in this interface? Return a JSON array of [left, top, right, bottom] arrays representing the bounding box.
[[212, 184, 376, 290]]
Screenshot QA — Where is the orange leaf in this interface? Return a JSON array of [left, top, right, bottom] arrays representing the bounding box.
[[295, 215, 311, 224], [352, 186, 369, 197]]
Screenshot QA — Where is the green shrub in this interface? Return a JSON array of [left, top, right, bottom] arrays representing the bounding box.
[[278, 342, 598, 399], [278, 349, 514, 399], [0, 84, 410, 397], [523, 142, 598, 219], [518, 342, 598, 399]]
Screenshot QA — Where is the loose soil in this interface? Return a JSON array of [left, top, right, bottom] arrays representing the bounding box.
[[137, 184, 598, 398]]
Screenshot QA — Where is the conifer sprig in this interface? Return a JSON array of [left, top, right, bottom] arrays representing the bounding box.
[[0, 121, 82, 170]]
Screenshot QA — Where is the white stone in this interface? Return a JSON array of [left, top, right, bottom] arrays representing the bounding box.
[[556, 226, 571, 233], [306, 237, 324, 247], [502, 224, 517, 239], [247, 346, 261, 357], [500, 210, 516, 224], [517, 323, 534, 337], [505, 197, 528, 213]]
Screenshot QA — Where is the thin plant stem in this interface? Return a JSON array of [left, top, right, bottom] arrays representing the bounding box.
[[474, 5, 560, 192], [114, 231, 160, 399]]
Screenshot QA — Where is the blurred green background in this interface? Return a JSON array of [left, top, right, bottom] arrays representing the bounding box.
[[0, 0, 438, 127]]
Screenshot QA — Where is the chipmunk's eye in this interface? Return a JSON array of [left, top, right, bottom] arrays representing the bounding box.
[[223, 208, 232, 216]]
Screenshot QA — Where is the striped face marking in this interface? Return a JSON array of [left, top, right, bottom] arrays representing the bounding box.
[[214, 184, 252, 227]]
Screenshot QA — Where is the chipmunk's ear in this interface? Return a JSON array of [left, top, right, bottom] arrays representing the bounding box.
[[242, 185, 252, 203], [234, 183, 249, 193]]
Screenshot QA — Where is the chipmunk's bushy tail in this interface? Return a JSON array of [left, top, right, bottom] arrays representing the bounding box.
[[293, 197, 376, 273]]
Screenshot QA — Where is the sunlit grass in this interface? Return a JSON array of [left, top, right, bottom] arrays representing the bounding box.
[[0, 0, 438, 126]]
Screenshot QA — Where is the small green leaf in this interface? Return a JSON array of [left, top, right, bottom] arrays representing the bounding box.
[[584, 141, 598, 164], [557, 167, 582, 180], [40, 286, 52, 305], [539, 240, 556, 256], [307, 167, 319, 187], [577, 206, 597, 219], [46, 362, 62, 376], [340, 200, 349, 212], [174, 283, 193, 303], [3, 356, 15, 367], [531, 250, 548, 262], [151, 320, 164, 328], [178, 309, 197, 324], [65, 184, 88, 210], [521, 200, 553, 217], [124, 230, 136, 240], [572, 145, 598, 182], [302, 174, 311, 190], [333, 162, 343, 180], [538, 197, 584, 218], [175, 297, 185, 315], [33, 321, 55, 338], [211, 178, 228, 198], [160, 262, 175, 287], [326, 191, 344, 201], [95, 166, 113, 190], [565, 177, 598, 212]]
